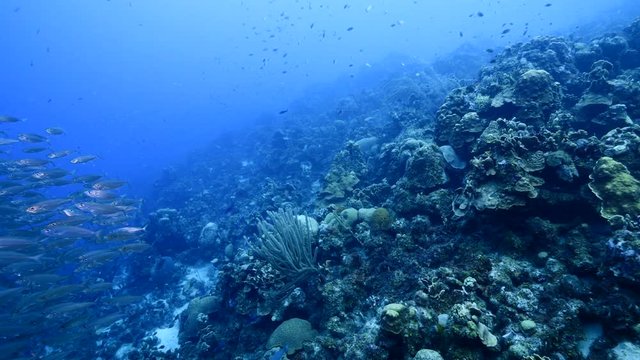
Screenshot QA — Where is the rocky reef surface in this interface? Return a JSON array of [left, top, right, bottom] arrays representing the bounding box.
[[123, 18, 640, 360]]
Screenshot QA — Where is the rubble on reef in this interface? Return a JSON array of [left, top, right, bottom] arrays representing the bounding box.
[[137, 17, 640, 360]]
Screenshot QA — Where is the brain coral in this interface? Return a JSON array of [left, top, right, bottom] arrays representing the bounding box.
[[267, 318, 317, 355]]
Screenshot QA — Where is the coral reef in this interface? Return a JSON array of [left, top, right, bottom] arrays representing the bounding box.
[[136, 17, 640, 360]]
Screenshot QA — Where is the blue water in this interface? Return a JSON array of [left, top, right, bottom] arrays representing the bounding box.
[[2, 1, 640, 359], [2, 0, 635, 194]]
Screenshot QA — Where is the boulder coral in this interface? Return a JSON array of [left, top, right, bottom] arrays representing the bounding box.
[[589, 156, 640, 219]]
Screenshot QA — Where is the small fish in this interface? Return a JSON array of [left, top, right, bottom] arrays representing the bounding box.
[[459, 32, 463, 37], [32, 168, 69, 180], [14, 158, 50, 167], [36, 284, 84, 302], [62, 208, 84, 217], [477, 11, 484, 17], [545, 3, 552, 7], [104, 226, 145, 241], [0, 116, 22, 123], [278, 109, 288, 115], [501, 29, 511, 35], [70, 155, 98, 164], [347, 26, 354, 31], [45, 127, 65, 135], [0, 236, 36, 249], [26, 198, 70, 214], [83, 282, 114, 293], [19, 273, 66, 287], [73, 174, 102, 183], [39, 178, 73, 187], [90, 313, 124, 330], [75, 202, 125, 215], [0, 138, 19, 145], [486, 48, 494, 53], [47, 149, 74, 159], [46, 301, 94, 317], [84, 189, 116, 200], [117, 242, 151, 253], [41, 225, 96, 238], [17, 133, 48, 143], [46, 215, 92, 228], [22, 147, 48, 153], [0, 251, 44, 265], [107, 295, 144, 306], [79, 249, 119, 263]]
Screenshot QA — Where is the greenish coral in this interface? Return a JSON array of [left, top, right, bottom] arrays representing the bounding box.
[[588, 157, 640, 219], [359, 207, 393, 231], [321, 170, 360, 202], [267, 318, 318, 355], [179, 296, 219, 341]]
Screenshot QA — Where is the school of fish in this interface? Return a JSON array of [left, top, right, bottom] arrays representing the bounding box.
[[0, 116, 149, 359]]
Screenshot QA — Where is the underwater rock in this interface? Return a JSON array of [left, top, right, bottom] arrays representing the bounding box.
[[199, 222, 219, 246], [296, 215, 319, 236], [380, 303, 416, 335], [476, 322, 498, 348], [147, 208, 188, 254], [179, 296, 221, 342], [446, 301, 499, 349], [439, 145, 466, 169], [413, 349, 444, 360], [267, 318, 318, 355], [520, 319, 537, 334], [612, 342, 640, 360], [354, 136, 380, 155], [606, 229, 640, 286], [624, 18, 640, 49], [574, 42, 602, 72], [591, 104, 634, 135], [400, 141, 449, 190], [434, 87, 485, 151], [600, 125, 640, 175], [320, 143, 367, 205], [546, 150, 579, 183], [596, 34, 629, 59], [575, 92, 613, 119], [588, 156, 640, 219], [321, 207, 358, 232], [321, 170, 360, 203], [514, 69, 561, 124], [358, 207, 393, 231]]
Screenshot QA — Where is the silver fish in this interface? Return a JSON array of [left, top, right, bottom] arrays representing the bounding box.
[[0, 115, 22, 123], [25, 198, 70, 214], [14, 158, 50, 167], [70, 155, 98, 164], [31, 168, 69, 180], [75, 202, 124, 216], [104, 226, 145, 241], [0, 236, 36, 249], [47, 149, 74, 159], [83, 189, 116, 200], [92, 179, 127, 190], [45, 127, 65, 135], [41, 225, 96, 238], [0, 138, 19, 145], [17, 133, 48, 143], [22, 146, 49, 153]]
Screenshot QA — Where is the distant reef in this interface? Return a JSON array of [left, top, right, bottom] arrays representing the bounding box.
[[138, 17, 640, 360]]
